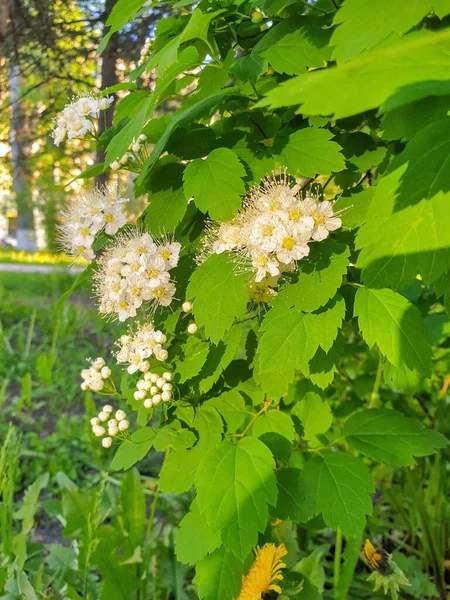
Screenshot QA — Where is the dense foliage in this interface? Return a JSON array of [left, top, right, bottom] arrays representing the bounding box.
[[2, 0, 450, 598]]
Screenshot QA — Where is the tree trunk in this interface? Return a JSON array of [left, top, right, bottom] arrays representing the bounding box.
[[9, 62, 36, 250], [95, 0, 119, 187]]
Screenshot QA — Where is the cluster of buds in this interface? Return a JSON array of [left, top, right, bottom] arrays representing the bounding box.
[[134, 371, 173, 408], [138, 37, 153, 67], [90, 405, 129, 448], [110, 134, 148, 172], [81, 357, 112, 392], [182, 301, 198, 334]]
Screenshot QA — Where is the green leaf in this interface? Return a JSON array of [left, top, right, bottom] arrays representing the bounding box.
[[159, 445, 203, 493], [176, 500, 221, 565], [195, 437, 277, 559], [292, 392, 332, 445], [331, 0, 449, 63], [193, 404, 224, 448], [194, 546, 244, 600], [343, 409, 448, 466], [145, 162, 188, 234], [121, 468, 145, 548], [274, 468, 315, 522], [98, 0, 147, 54], [279, 128, 345, 177], [111, 428, 155, 471], [334, 187, 373, 230], [356, 119, 450, 289], [252, 410, 295, 442], [255, 296, 345, 396], [105, 99, 151, 165], [354, 287, 433, 376], [278, 240, 349, 312], [187, 253, 250, 344], [153, 422, 197, 452], [231, 54, 266, 83], [259, 20, 329, 75], [183, 148, 246, 220], [177, 337, 211, 383], [198, 325, 242, 394], [299, 452, 374, 536], [381, 95, 450, 141], [259, 29, 450, 118], [208, 390, 247, 433]]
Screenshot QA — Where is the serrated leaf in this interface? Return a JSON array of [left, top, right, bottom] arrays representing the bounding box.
[[177, 337, 211, 384], [145, 163, 187, 234], [183, 148, 246, 220], [195, 437, 277, 559], [356, 119, 450, 289], [159, 445, 203, 493], [279, 128, 345, 177], [153, 421, 197, 452], [105, 99, 151, 165], [381, 95, 450, 141], [111, 428, 155, 471], [299, 452, 374, 536], [252, 410, 295, 442], [354, 287, 432, 376], [193, 404, 224, 448], [198, 325, 242, 394], [255, 296, 345, 396], [231, 54, 266, 83], [121, 469, 145, 548], [258, 29, 450, 118], [278, 240, 349, 312], [292, 392, 332, 445], [273, 468, 315, 523], [343, 409, 448, 466], [331, 0, 449, 63], [187, 253, 250, 344], [176, 500, 221, 565], [207, 390, 247, 433], [194, 546, 244, 600], [334, 187, 373, 230]]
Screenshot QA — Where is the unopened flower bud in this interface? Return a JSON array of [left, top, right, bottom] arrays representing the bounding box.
[[143, 398, 153, 409], [149, 385, 158, 395], [138, 134, 147, 142], [98, 411, 109, 422], [90, 417, 100, 426], [163, 372, 172, 381], [108, 426, 118, 437], [108, 419, 118, 428], [132, 143, 141, 152], [152, 394, 162, 405], [144, 372, 153, 381], [158, 349, 168, 361], [139, 361, 150, 373], [101, 366, 111, 379], [93, 425, 105, 437], [161, 391, 171, 402], [150, 373, 158, 383], [134, 390, 146, 401], [116, 409, 127, 421], [92, 357, 106, 370], [162, 382, 172, 392], [103, 405, 113, 413], [188, 323, 198, 335], [111, 160, 120, 171], [120, 155, 129, 165], [156, 377, 166, 388], [182, 301, 192, 313], [81, 382, 90, 391], [102, 436, 112, 448], [137, 379, 147, 391], [118, 419, 129, 431]]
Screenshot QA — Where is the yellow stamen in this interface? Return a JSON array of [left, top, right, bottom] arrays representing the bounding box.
[[236, 543, 288, 600], [282, 236, 295, 250]]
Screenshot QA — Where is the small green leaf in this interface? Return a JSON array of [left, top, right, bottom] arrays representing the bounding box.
[[177, 337, 211, 383], [252, 410, 295, 442], [299, 452, 374, 536], [274, 468, 315, 523], [187, 253, 250, 344], [194, 546, 244, 600], [231, 54, 266, 83], [343, 409, 448, 466], [292, 392, 332, 445], [183, 148, 246, 220], [193, 404, 224, 448], [176, 500, 221, 565], [159, 446, 203, 493], [207, 390, 247, 433], [279, 128, 345, 177], [354, 287, 433, 376], [111, 428, 155, 471], [153, 422, 196, 452]]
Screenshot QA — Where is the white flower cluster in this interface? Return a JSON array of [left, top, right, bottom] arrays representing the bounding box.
[[58, 184, 129, 262], [138, 37, 152, 66], [51, 94, 113, 146], [134, 371, 173, 409], [110, 134, 148, 171], [115, 322, 168, 373], [81, 357, 112, 392], [90, 405, 129, 448], [204, 174, 342, 283], [93, 229, 181, 322]]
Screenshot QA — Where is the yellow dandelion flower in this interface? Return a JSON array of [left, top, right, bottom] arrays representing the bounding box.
[[236, 543, 288, 600]]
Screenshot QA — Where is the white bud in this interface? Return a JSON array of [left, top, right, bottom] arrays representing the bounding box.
[[156, 377, 166, 388], [103, 405, 113, 413], [150, 386, 158, 395], [90, 380, 104, 392], [162, 382, 173, 392], [182, 301, 192, 313], [120, 154, 129, 165], [134, 390, 146, 401], [139, 361, 150, 373], [136, 379, 147, 391], [90, 417, 100, 426], [132, 143, 141, 152], [163, 372, 172, 381], [150, 373, 158, 383], [111, 160, 120, 171], [101, 366, 111, 379], [116, 409, 127, 421], [108, 426, 119, 437], [81, 382, 90, 391], [108, 419, 118, 428], [143, 398, 153, 409], [93, 425, 105, 437], [118, 419, 129, 431], [92, 357, 106, 370], [98, 411, 109, 422], [158, 349, 168, 361], [161, 391, 171, 402], [144, 372, 153, 381], [102, 436, 112, 448], [138, 134, 147, 142], [152, 394, 162, 405], [154, 331, 166, 344], [142, 381, 151, 391], [188, 323, 198, 335]]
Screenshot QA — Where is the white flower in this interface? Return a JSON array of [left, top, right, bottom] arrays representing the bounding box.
[[52, 126, 66, 146], [250, 251, 280, 283], [310, 200, 342, 241], [158, 242, 181, 268], [51, 94, 114, 145], [152, 281, 176, 307], [98, 96, 114, 110], [115, 321, 169, 370]]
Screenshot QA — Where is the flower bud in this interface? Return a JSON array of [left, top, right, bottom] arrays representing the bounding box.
[[161, 391, 171, 402], [137, 379, 147, 391], [150, 373, 159, 383], [144, 372, 153, 381], [111, 160, 120, 171], [182, 301, 192, 313], [156, 377, 166, 388], [108, 426, 119, 437], [188, 323, 198, 335], [132, 143, 141, 152], [101, 366, 112, 379], [102, 436, 112, 448], [134, 390, 146, 401], [81, 382, 90, 391], [150, 385, 158, 395], [158, 349, 168, 361], [120, 155, 129, 165], [103, 405, 113, 413], [144, 398, 153, 409], [139, 361, 150, 373], [152, 394, 162, 405], [139, 134, 147, 142], [116, 409, 127, 421], [92, 357, 106, 370], [162, 382, 172, 392], [108, 419, 118, 428], [90, 417, 100, 426], [163, 372, 172, 381], [98, 411, 109, 422], [93, 425, 105, 437], [118, 419, 129, 431]]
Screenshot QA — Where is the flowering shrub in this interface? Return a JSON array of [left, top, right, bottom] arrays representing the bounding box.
[[49, 0, 450, 598]]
